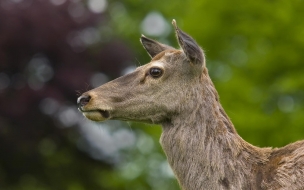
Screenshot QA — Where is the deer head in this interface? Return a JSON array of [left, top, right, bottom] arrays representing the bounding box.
[[77, 20, 206, 124]]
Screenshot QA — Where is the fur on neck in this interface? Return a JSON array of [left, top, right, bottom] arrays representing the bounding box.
[[160, 69, 272, 190]]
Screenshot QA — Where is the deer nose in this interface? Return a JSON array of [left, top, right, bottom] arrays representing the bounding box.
[[77, 95, 91, 109]]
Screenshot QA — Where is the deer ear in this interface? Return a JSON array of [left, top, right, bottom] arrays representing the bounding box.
[[172, 20, 205, 65], [140, 35, 173, 58]]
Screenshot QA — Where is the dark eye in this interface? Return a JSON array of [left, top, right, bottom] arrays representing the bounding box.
[[149, 67, 163, 78]]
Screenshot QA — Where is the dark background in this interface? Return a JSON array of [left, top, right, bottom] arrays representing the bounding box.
[[0, 0, 304, 189]]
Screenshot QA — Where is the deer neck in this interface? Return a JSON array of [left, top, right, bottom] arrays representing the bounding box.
[[160, 74, 271, 190]]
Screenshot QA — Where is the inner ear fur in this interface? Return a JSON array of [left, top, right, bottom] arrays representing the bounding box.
[[140, 35, 174, 58], [172, 20, 205, 66]]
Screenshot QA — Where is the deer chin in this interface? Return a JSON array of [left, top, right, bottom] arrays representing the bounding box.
[[82, 110, 110, 122]]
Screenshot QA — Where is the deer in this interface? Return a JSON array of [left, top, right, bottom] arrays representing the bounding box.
[[77, 20, 304, 190]]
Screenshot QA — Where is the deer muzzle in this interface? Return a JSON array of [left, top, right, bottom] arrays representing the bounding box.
[[77, 94, 111, 121]]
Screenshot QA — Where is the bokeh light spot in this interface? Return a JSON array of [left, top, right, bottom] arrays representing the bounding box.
[[50, 0, 66, 6], [122, 65, 136, 75], [90, 72, 109, 88], [88, 0, 107, 14], [58, 105, 80, 127], [278, 95, 294, 113], [141, 12, 170, 37], [27, 55, 54, 90], [40, 98, 59, 116]]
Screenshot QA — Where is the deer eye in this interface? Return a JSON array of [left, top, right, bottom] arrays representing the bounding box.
[[149, 67, 163, 78]]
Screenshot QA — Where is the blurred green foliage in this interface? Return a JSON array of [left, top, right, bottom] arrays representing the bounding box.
[[110, 0, 304, 147], [1, 0, 304, 190], [108, 0, 304, 188]]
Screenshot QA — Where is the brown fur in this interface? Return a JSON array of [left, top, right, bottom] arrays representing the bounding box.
[[78, 20, 304, 190]]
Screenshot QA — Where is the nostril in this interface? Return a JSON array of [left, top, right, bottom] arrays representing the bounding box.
[[77, 95, 91, 108]]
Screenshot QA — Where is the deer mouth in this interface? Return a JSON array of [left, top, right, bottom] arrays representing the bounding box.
[[81, 109, 110, 122], [98, 110, 110, 119]]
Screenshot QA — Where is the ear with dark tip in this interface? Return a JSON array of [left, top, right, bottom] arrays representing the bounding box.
[[172, 20, 205, 65], [140, 35, 174, 58]]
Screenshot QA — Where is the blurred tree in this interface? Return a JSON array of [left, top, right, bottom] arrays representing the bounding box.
[[0, 0, 135, 189], [0, 0, 304, 190]]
